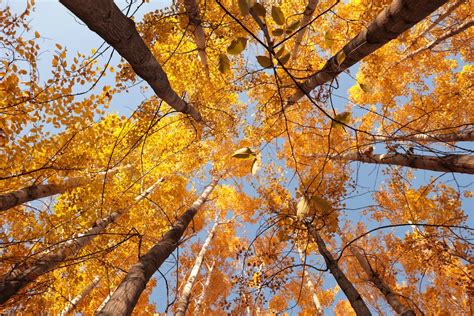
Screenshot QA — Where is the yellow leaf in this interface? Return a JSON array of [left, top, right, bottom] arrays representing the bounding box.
[[238, 0, 250, 16], [232, 147, 255, 158], [251, 3, 266, 17], [332, 111, 351, 127], [256, 55, 272, 68], [271, 6, 285, 25], [297, 196, 310, 221], [34, 31, 40, 38], [251, 155, 261, 175], [310, 196, 332, 212], [336, 50, 346, 66], [218, 54, 230, 74], [227, 37, 247, 55]]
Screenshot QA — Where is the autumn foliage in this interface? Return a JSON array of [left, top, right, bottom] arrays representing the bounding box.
[[0, 0, 473, 315]]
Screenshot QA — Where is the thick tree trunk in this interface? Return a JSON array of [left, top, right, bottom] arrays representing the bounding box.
[[183, 0, 209, 75], [291, 0, 319, 61], [193, 261, 214, 315], [309, 227, 371, 315], [0, 179, 163, 305], [60, 0, 202, 121], [287, 0, 448, 105], [0, 165, 126, 212], [175, 218, 219, 316], [297, 246, 324, 315], [59, 276, 101, 316], [322, 152, 474, 174], [372, 128, 474, 143], [96, 177, 218, 316]]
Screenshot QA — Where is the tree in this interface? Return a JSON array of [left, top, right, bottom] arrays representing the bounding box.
[[1, 0, 472, 314]]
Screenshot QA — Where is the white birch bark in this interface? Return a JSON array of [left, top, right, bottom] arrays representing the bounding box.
[[291, 0, 319, 61], [59, 276, 101, 316], [297, 246, 324, 315]]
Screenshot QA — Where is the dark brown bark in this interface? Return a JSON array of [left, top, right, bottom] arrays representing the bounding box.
[[96, 178, 218, 316], [287, 0, 448, 105], [309, 228, 371, 315], [60, 0, 202, 121]]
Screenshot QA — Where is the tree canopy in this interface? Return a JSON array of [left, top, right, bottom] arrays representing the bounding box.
[[0, 0, 473, 315]]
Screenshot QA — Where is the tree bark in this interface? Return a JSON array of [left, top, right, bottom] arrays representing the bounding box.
[[175, 217, 219, 316], [309, 227, 371, 315], [59, 0, 202, 121], [0, 165, 127, 212], [416, 0, 466, 41], [339, 232, 415, 315], [183, 0, 209, 75], [287, 0, 448, 105], [96, 177, 218, 316], [291, 0, 319, 61], [59, 276, 101, 316], [193, 261, 214, 315], [403, 17, 474, 61], [371, 128, 474, 143], [0, 178, 163, 305], [321, 152, 474, 174], [297, 246, 324, 315]]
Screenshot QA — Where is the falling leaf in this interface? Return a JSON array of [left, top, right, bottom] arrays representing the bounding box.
[[310, 196, 332, 212], [251, 154, 261, 175], [335, 50, 346, 66], [286, 20, 300, 33], [332, 111, 352, 127], [232, 147, 255, 158], [359, 82, 374, 93], [271, 6, 285, 25], [251, 3, 266, 17], [296, 196, 310, 221], [218, 54, 230, 74], [256, 55, 272, 68], [227, 37, 247, 55], [272, 28, 284, 37], [34, 31, 40, 38]]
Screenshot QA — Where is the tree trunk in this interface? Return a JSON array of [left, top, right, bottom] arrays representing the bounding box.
[[183, 0, 209, 75], [0, 178, 163, 305], [59, 0, 202, 121], [96, 177, 218, 316], [297, 246, 324, 315], [403, 17, 474, 61], [291, 0, 319, 61], [372, 128, 474, 143], [193, 261, 215, 315], [339, 232, 415, 315], [309, 227, 371, 315], [175, 217, 219, 316], [287, 0, 448, 105], [59, 276, 101, 316], [0, 165, 127, 212], [322, 152, 474, 174]]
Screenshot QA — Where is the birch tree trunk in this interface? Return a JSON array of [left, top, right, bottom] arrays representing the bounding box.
[[371, 128, 474, 143], [183, 0, 209, 75], [291, 0, 319, 61], [297, 246, 324, 315], [59, 276, 101, 316], [0, 165, 127, 212], [320, 152, 474, 174], [96, 177, 218, 316], [175, 217, 219, 316], [308, 227, 371, 315], [59, 0, 202, 121], [193, 261, 215, 315], [0, 178, 163, 305], [287, 0, 448, 105]]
